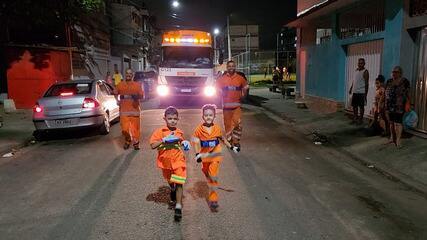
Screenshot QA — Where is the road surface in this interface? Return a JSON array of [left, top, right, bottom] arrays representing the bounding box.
[[0, 99, 427, 240]]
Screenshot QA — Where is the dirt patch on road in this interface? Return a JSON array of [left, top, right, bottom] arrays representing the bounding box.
[[186, 181, 209, 200], [146, 186, 171, 205]]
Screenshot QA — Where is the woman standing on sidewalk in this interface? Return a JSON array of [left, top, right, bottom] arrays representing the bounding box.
[[385, 66, 410, 148]]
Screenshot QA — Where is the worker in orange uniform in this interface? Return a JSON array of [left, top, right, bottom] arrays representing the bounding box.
[[115, 68, 144, 150], [192, 104, 239, 211], [216, 60, 249, 151], [150, 106, 191, 222]]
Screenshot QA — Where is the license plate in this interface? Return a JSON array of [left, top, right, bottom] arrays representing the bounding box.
[[181, 88, 192, 93], [49, 118, 79, 127]]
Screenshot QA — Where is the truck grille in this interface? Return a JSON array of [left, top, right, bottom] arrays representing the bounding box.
[[165, 76, 207, 86]]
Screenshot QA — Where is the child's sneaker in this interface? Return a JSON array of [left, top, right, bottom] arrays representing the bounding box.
[[208, 201, 219, 212], [133, 142, 140, 150], [123, 142, 130, 150], [174, 208, 182, 222]]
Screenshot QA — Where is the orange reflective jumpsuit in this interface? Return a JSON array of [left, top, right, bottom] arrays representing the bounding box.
[[193, 123, 223, 202], [150, 127, 187, 185], [116, 81, 144, 145], [216, 73, 248, 146]]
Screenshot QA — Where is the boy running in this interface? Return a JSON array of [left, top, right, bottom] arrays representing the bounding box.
[[150, 106, 191, 221], [192, 104, 239, 211]]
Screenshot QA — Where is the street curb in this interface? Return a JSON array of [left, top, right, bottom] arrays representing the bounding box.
[[0, 137, 35, 158], [247, 95, 427, 198]]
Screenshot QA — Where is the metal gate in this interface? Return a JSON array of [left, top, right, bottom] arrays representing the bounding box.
[[345, 40, 384, 116], [415, 27, 427, 132]]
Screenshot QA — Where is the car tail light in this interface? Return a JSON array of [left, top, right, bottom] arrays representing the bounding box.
[[82, 98, 99, 109], [33, 103, 43, 113], [204, 86, 216, 97], [156, 85, 169, 97]]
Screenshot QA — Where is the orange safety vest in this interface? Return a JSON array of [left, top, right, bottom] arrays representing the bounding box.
[[216, 73, 248, 109], [193, 124, 223, 162], [150, 126, 186, 170], [116, 81, 144, 116]]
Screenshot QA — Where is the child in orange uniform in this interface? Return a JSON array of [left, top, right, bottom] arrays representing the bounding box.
[[192, 104, 239, 211], [150, 106, 191, 221]]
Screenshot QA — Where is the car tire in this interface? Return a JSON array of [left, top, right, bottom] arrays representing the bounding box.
[[99, 114, 110, 135], [33, 130, 46, 141]]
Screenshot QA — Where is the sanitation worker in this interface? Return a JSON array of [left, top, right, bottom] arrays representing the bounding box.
[[115, 68, 144, 150]]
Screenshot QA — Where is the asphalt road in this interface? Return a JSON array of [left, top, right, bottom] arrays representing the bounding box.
[[1, 99, 427, 240]]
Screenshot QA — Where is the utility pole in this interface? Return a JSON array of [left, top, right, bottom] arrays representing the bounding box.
[[65, 22, 74, 80], [276, 33, 279, 67], [227, 15, 232, 61]]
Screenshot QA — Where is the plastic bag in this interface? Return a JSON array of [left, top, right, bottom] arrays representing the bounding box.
[[403, 110, 418, 129]]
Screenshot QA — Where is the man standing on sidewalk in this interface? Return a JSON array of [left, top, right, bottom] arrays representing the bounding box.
[[349, 58, 369, 124], [216, 60, 248, 150], [115, 68, 144, 150]]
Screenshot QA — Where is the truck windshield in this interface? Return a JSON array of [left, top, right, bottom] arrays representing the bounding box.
[[161, 46, 212, 68]]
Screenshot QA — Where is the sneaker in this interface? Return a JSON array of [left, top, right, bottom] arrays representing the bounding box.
[[174, 208, 182, 222], [208, 201, 219, 212], [133, 142, 140, 150], [123, 143, 130, 150]]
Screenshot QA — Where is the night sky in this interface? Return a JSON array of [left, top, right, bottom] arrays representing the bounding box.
[[143, 0, 297, 50]]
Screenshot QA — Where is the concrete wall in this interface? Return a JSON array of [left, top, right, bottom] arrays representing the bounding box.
[[299, 14, 346, 102], [382, 0, 405, 77]]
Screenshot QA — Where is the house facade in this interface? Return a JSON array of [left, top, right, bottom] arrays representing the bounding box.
[[289, 0, 427, 133]]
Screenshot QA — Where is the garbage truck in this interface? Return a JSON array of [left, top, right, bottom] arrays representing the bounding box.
[[156, 30, 218, 105]]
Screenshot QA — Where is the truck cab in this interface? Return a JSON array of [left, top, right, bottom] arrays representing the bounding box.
[[156, 30, 218, 105]]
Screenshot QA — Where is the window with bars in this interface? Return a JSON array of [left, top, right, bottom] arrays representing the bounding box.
[[316, 29, 332, 45], [338, 0, 385, 39], [411, 0, 427, 17]]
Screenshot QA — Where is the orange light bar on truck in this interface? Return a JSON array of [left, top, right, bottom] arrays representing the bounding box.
[[163, 38, 210, 44], [162, 30, 212, 46]]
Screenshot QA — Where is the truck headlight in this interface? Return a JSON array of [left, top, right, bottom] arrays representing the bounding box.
[[204, 86, 216, 97], [157, 85, 169, 97]]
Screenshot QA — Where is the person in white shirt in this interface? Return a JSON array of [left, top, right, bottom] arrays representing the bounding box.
[[349, 58, 369, 124]]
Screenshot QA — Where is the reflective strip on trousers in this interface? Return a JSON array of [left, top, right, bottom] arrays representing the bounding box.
[[208, 175, 219, 182], [121, 95, 137, 99], [120, 111, 140, 116], [170, 174, 186, 185], [208, 185, 219, 191], [223, 102, 241, 108]]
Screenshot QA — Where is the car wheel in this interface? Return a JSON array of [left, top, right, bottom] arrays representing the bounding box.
[[99, 114, 110, 135], [33, 130, 46, 141]]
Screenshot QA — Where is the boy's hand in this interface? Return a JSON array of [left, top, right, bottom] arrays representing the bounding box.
[[162, 132, 180, 144], [182, 140, 191, 151], [195, 153, 202, 163], [230, 146, 240, 153]]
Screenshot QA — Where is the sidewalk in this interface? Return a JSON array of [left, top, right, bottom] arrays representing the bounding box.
[[249, 87, 427, 194], [0, 106, 35, 156]]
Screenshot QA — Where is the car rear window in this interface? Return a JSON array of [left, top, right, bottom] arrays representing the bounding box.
[[45, 83, 92, 97]]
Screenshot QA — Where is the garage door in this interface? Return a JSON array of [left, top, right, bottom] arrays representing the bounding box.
[[345, 40, 384, 116], [415, 27, 427, 132]]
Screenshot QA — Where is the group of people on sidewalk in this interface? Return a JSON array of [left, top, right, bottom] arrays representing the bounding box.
[[114, 60, 248, 221], [349, 58, 410, 148]]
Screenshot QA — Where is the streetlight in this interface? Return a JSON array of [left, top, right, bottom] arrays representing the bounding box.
[[172, 1, 179, 8], [213, 28, 220, 64]]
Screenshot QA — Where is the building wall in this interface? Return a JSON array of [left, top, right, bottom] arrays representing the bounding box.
[[296, 0, 406, 106]]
